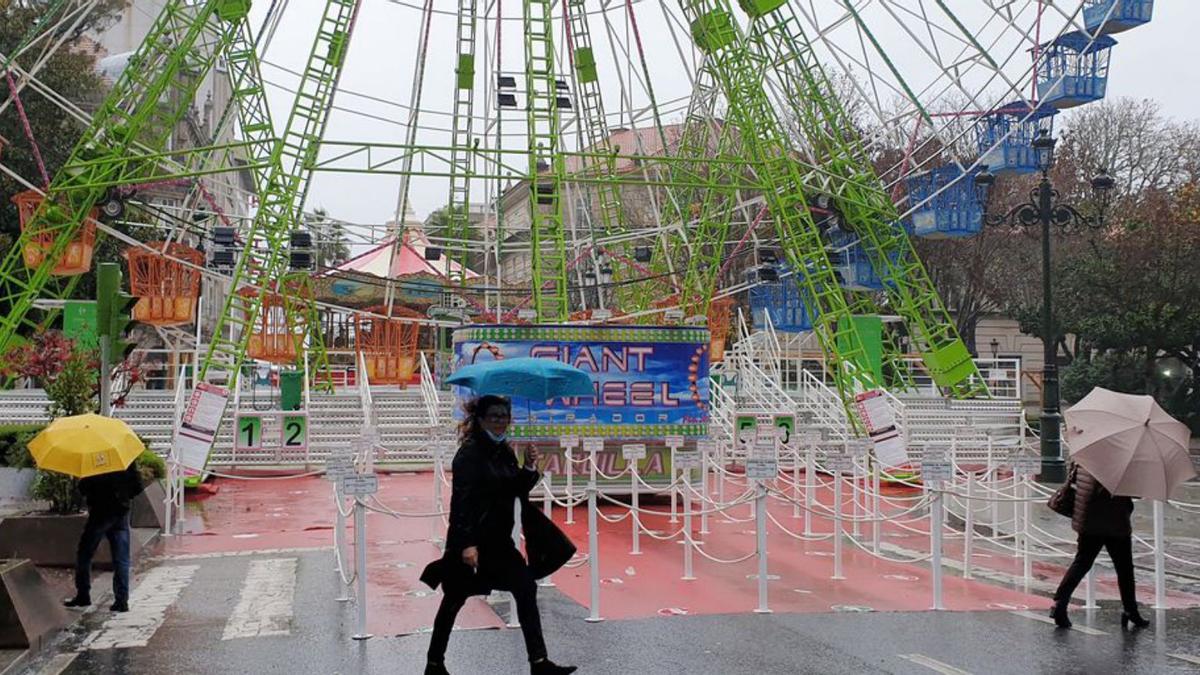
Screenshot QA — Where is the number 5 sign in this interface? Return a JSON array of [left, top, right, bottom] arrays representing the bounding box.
[[282, 415, 308, 451]]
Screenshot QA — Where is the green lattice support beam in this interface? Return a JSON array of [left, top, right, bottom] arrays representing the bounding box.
[[675, 0, 879, 422], [523, 0, 570, 322], [745, 5, 987, 397], [200, 0, 362, 389], [444, 0, 478, 288]]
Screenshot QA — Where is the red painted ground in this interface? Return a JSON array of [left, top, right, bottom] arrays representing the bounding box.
[[161, 470, 1199, 636]]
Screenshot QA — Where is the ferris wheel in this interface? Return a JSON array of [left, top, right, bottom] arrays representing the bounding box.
[[0, 0, 1153, 410]]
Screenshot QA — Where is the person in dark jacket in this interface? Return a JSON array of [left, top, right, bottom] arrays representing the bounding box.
[[423, 395, 576, 675], [1050, 463, 1149, 629], [64, 462, 144, 613]]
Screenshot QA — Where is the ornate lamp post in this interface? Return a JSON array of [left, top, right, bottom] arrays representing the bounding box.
[[974, 129, 1113, 483]]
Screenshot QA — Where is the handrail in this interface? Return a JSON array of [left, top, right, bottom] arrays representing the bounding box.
[[708, 377, 736, 442], [357, 350, 377, 429], [418, 352, 440, 428], [881, 387, 908, 444], [761, 311, 783, 383], [799, 367, 849, 440]]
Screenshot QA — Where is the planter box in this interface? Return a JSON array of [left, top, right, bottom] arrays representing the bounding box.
[[0, 558, 70, 649], [131, 480, 166, 529], [0, 513, 157, 568], [0, 468, 35, 506]]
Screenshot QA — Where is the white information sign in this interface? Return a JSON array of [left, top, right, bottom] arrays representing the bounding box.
[[560, 435, 580, 449], [696, 440, 716, 454], [622, 443, 647, 461], [591, 309, 612, 321], [854, 390, 895, 434], [665, 435, 685, 448], [326, 455, 355, 482], [920, 446, 954, 483], [517, 308, 538, 321], [1009, 452, 1041, 477], [674, 450, 702, 470], [826, 449, 854, 474], [342, 473, 379, 496], [872, 432, 909, 468], [583, 437, 605, 453], [175, 382, 229, 474], [746, 436, 779, 480], [847, 439, 872, 458]]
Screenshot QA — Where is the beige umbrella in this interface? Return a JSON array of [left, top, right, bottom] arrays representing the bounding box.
[[1064, 387, 1196, 501]]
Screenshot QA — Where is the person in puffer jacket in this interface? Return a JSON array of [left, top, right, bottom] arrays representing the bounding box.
[[1050, 463, 1149, 629]]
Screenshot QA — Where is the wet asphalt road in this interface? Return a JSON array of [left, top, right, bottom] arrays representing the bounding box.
[[13, 550, 1200, 675]]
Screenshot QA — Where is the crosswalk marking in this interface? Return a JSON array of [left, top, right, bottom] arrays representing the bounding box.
[[1010, 610, 1106, 635], [898, 653, 972, 675], [222, 558, 298, 640], [1169, 654, 1200, 666], [78, 565, 198, 650], [153, 546, 331, 561]]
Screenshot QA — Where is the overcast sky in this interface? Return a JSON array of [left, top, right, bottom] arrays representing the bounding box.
[[245, 1, 1199, 230]]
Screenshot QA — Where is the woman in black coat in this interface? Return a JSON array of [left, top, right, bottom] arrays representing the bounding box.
[[422, 395, 576, 675], [1050, 463, 1150, 629]]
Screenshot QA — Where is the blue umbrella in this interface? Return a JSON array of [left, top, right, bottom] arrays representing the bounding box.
[[445, 358, 595, 400]]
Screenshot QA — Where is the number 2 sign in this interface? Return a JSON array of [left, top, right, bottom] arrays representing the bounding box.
[[282, 415, 308, 451]]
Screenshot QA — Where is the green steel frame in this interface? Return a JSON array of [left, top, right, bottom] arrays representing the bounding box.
[[445, 0, 478, 288], [675, 0, 881, 417], [745, 4, 986, 396], [199, 0, 363, 389], [523, 0, 570, 323]]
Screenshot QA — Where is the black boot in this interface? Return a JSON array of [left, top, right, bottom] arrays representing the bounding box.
[[110, 600, 129, 613], [424, 661, 450, 675], [530, 658, 577, 675], [63, 595, 91, 609], [1121, 609, 1150, 629], [1049, 602, 1071, 629]]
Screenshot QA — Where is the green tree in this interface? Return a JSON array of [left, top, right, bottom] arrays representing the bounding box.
[[309, 207, 351, 270], [0, 1, 125, 242], [1054, 183, 1200, 431]]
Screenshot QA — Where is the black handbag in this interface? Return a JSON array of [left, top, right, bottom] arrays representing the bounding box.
[[1047, 464, 1078, 518]]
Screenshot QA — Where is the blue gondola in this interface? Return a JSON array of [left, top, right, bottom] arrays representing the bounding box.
[[905, 165, 983, 239], [1083, 0, 1153, 35], [976, 101, 1057, 174], [827, 229, 884, 292], [1037, 31, 1117, 109], [749, 268, 813, 333]]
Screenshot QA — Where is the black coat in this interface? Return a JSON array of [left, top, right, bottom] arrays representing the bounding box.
[[78, 464, 144, 517], [1071, 465, 1134, 537], [420, 433, 576, 596]]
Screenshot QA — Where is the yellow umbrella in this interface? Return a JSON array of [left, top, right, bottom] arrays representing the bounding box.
[[28, 414, 145, 478]]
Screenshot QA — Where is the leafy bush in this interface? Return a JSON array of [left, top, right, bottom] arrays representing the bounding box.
[[31, 471, 83, 515], [0, 424, 44, 468], [135, 449, 166, 483]]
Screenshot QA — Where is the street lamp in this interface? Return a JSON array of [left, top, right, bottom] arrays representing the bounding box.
[[989, 338, 1000, 360], [974, 129, 1113, 483]]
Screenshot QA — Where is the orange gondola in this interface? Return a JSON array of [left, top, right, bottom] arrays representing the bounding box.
[[12, 190, 97, 276], [238, 286, 306, 365], [126, 242, 204, 326], [355, 305, 422, 385]]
